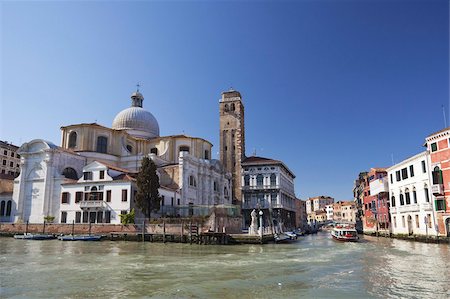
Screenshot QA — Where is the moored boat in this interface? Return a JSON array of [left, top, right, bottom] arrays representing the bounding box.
[[331, 225, 359, 242], [13, 233, 56, 240], [58, 235, 102, 241]]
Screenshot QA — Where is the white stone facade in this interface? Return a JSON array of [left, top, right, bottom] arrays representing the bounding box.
[[325, 204, 333, 221], [387, 151, 438, 236]]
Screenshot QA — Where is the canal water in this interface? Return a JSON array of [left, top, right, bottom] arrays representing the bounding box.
[[1, 232, 449, 298]]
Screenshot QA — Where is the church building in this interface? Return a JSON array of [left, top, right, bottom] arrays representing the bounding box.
[[12, 89, 231, 224]]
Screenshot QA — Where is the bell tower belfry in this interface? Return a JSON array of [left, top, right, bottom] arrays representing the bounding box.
[[219, 89, 245, 204]]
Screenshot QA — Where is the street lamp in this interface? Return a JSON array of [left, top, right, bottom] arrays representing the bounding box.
[[259, 210, 263, 237]]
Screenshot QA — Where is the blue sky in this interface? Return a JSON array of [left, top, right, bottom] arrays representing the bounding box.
[[1, 0, 448, 200]]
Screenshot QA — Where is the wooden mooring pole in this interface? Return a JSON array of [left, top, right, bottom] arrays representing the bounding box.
[[163, 219, 166, 243], [142, 220, 145, 242]]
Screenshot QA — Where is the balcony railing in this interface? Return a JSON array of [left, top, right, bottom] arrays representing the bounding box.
[[431, 184, 444, 195], [396, 204, 420, 213], [419, 202, 433, 210], [242, 185, 279, 191], [80, 200, 105, 209]]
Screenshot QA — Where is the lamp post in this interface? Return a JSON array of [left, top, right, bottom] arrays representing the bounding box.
[[259, 210, 263, 238]]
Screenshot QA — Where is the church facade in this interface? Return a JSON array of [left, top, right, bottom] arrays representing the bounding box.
[[11, 90, 231, 224]]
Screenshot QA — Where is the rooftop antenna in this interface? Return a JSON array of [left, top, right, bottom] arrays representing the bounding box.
[[442, 105, 447, 128], [136, 82, 140, 92]]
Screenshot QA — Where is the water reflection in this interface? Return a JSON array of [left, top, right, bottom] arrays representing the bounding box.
[[1, 233, 449, 298]]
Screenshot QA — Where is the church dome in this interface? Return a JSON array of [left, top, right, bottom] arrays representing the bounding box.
[[112, 90, 160, 139]]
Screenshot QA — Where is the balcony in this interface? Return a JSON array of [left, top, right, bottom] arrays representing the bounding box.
[[369, 177, 388, 195], [419, 202, 433, 211], [80, 200, 105, 209], [431, 184, 444, 195], [242, 185, 279, 191], [397, 204, 420, 213]]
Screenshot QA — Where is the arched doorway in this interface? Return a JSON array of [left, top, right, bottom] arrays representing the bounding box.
[[407, 215, 413, 235]]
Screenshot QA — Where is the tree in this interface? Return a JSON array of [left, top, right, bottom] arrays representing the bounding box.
[[119, 209, 135, 224], [135, 156, 161, 220]]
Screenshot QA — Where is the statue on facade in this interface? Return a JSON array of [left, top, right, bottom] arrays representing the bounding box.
[[249, 209, 258, 235]]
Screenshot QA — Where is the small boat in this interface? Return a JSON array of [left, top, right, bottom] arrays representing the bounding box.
[[58, 235, 102, 241], [284, 231, 298, 240], [13, 233, 56, 240], [331, 225, 359, 242], [274, 233, 295, 243]]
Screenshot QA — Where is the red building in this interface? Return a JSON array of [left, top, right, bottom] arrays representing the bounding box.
[[362, 168, 390, 234], [425, 128, 450, 236]]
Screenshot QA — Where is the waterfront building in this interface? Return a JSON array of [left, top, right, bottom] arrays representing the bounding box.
[[0, 141, 21, 177], [0, 174, 14, 222], [387, 151, 437, 236], [363, 168, 390, 234], [307, 210, 327, 225], [306, 195, 334, 226], [241, 156, 297, 231], [353, 172, 368, 232], [295, 199, 307, 230], [325, 204, 333, 221], [333, 201, 357, 223], [11, 90, 231, 224], [425, 127, 450, 236]]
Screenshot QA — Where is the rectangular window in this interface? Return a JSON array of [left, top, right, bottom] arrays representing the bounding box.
[[435, 199, 446, 211], [425, 188, 430, 202], [106, 190, 111, 202], [402, 216, 405, 228], [10, 152, 14, 157], [390, 174, 393, 184], [171, 197, 174, 206], [82, 211, 89, 223], [2, 160, 6, 166], [401, 168, 408, 180], [415, 215, 419, 228], [121, 189, 128, 202], [177, 198, 180, 206], [105, 211, 111, 223], [3, 150, 6, 155], [75, 211, 81, 223], [431, 142, 437, 152], [427, 214, 432, 228], [9, 161, 13, 167], [422, 160, 426, 173], [83, 172, 92, 180], [97, 211, 103, 223], [99, 170, 105, 180], [396, 171, 401, 182], [161, 195, 165, 206], [61, 192, 69, 204], [409, 165, 414, 177], [75, 192, 83, 203], [393, 216, 397, 228], [61, 211, 67, 223]]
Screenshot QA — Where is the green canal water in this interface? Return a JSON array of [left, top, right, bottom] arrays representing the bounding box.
[[1, 232, 449, 298]]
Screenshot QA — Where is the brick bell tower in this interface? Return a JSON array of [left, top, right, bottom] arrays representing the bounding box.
[[219, 89, 246, 204]]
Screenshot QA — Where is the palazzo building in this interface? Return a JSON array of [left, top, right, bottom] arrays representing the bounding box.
[[12, 90, 231, 224]]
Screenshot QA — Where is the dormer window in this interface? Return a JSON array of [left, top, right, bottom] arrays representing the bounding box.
[[99, 170, 105, 180], [179, 146, 190, 153], [83, 171, 93, 180]]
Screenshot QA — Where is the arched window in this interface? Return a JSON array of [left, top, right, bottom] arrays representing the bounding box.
[[256, 174, 263, 186], [179, 146, 190, 154], [432, 166, 443, 184], [150, 148, 158, 155], [189, 175, 197, 187], [126, 145, 133, 153], [224, 187, 228, 197], [68, 132, 77, 148], [412, 187, 417, 204], [91, 186, 97, 191], [62, 167, 78, 180], [224, 104, 229, 112], [213, 181, 218, 192], [0, 201, 5, 216], [400, 194, 405, 205], [405, 188, 411, 205], [6, 200, 12, 216], [270, 174, 277, 186], [244, 175, 250, 186], [231, 103, 235, 111], [391, 196, 396, 207], [96, 136, 108, 153]]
